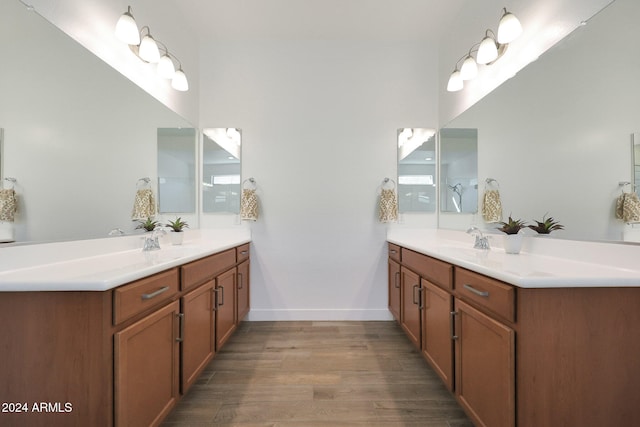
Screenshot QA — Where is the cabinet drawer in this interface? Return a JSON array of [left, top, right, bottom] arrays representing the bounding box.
[[181, 249, 236, 291], [402, 248, 453, 290], [113, 268, 179, 325], [236, 243, 250, 262], [388, 243, 401, 262], [454, 267, 515, 323]]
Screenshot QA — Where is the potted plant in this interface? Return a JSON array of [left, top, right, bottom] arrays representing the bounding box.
[[166, 217, 189, 245], [497, 215, 527, 254], [136, 217, 159, 232], [528, 214, 564, 235]]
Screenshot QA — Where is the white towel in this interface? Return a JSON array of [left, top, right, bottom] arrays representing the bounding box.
[[132, 188, 156, 220], [0, 189, 17, 222], [379, 188, 398, 223], [241, 188, 259, 221], [482, 189, 502, 223]]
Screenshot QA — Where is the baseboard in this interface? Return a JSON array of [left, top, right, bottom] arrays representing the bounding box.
[[246, 308, 394, 321]]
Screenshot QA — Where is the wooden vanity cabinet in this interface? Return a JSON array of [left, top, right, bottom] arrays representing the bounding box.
[[388, 258, 401, 322], [400, 266, 422, 348], [421, 280, 454, 391], [215, 267, 237, 349], [237, 259, 250, 323]]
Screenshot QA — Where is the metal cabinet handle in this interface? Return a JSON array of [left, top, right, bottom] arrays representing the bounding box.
[[240, 250, 249, 255], [463, 284, 489, 297], [418, 287, 424, 310], [218, 285, 225, 306], [213, 288, 220, 311], [450, 311, 458, 340], [176, 313, 184, 342], [141, 286, 170, 300], [412, 284, 420, 305], [394, 271, 400, 289], [238, 272, 243, 290], [389, 249, 397, 255]]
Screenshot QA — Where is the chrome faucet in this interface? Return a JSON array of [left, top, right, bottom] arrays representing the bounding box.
[[143, 227, 167, 251], [466, 226, 490, 250]]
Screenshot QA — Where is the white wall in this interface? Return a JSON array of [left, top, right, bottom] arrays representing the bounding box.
[[448, 0, 639, 241], [200, 40, 439, 320], [1, 1, 191, 242]]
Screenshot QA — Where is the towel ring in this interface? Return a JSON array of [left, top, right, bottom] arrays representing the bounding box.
[[243, 177, 257, 190], [485, 178, 500, 189], [2, 177, 16, 189], [137, 177, 151, 188], [619, 181, 636, 193], [382, 177, 396, 190]]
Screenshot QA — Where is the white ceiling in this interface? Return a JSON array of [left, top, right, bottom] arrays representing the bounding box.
[[170, 0, 466, 43]]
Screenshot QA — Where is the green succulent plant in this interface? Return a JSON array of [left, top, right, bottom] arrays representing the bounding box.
[[528, 214, 564, 234], [136, 217, 159, 232], [497, 215, 527, 235], [166, 217, 189, 232]]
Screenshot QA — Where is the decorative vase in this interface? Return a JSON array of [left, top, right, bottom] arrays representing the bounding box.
[[170, 231, 184, 245], [503, 233, 523, 254]]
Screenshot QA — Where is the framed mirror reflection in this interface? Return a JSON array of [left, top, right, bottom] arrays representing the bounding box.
[[397, 128, 437, 213]]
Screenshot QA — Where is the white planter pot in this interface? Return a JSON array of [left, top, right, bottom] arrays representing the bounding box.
[[170, 231, 184, 245], [503, 233, 523, 254]]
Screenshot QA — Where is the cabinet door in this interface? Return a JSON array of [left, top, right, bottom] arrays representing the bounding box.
[[237, 260, 250, 323], [115, 300, 180, 427], [422, 279, 454, 391], [388, 259, 401, 322], [181, 280, 215, 393], [400, 266, 421, 349], [215, 268, 237, 350], [454, 298, 515, 427]]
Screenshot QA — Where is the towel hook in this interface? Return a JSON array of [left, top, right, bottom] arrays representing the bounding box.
[[485, 178, 500, 189], [2, 177, 16, 189], [382, 177, 396, 190], [137, 177, 151, 188], [619, 181, 636, 193]]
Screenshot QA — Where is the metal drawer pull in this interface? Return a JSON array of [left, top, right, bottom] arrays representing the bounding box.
[[418, 287, 424, 310], [238, 272, 243, 290], [213, 288, 220, 311], [394, 271, 400, 289], [176, 313, 184, 342], [463, 284, 489, 297], [219, 285, 225, 306], [390, 249, 397, 254], [450, 311, 458, 340], [240, 250, 249, 255], [412, 284, 420, 305], [141, 286, 170, 300]]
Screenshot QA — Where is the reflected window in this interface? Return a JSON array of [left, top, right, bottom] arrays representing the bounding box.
[[398, 128, 437, 213], [202, 128, 241, 214]]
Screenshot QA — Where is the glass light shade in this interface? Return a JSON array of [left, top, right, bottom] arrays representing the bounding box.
[[497, 11, 523, 44], [446, 70, 463, 92], [460, 56, 478, 80], [157, 54, 176, 79], [172, 68, 189, 91], [115, 8, 140, 45], [138, 34, 160, 63], [477, 36, 498, 64]]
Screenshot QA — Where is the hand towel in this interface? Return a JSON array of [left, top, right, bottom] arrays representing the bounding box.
[[616, 192, 640, 223], [0, 189, 17, 222], [379, 188, 398, 223], [132, 188, 156, 221], [241, 188, 259, 221], [481, 189, 502, 223]]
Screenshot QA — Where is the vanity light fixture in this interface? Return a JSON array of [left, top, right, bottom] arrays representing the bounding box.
[[446, 7, 523, 92], [115, 6, 189, 91]]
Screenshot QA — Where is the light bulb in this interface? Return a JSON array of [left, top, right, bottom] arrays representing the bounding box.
[[115, 6, 140, 45], [497, 10, 523, 44], [138, 34, 160, 63], [460, 55, 478, 80], [446, 70, 463, 92], [172, 68, 189, 91], [157, 54, 176, 79], [477, 35, 498, 64]]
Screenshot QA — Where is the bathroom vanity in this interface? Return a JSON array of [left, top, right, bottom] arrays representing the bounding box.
[[388, 229, 640, 427], [0, 229, 250, 427]]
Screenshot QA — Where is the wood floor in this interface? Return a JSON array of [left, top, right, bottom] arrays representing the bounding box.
[[162, 321, 473, 427]]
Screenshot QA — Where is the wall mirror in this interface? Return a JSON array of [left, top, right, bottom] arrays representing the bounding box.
[[202, 128, 242, 214], [439, 128, 478, 214], [158, 128, 197, 213], [397, 128, 437, 213], [441, 0, 637, 242], [0, 1, 193, 243], [632, 133, 640, 195]]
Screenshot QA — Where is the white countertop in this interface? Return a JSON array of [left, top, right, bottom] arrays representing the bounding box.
[[387, 228, 640, 288], [0, 228, 251, 292]]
